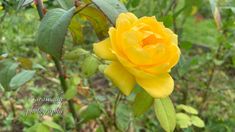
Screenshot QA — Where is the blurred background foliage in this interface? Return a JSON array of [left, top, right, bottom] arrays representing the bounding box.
[[0, 0, 235, 131]]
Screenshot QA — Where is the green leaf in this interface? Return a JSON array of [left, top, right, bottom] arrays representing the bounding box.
[[26, 123, 50, 132], [42, 120, 64, 132], [176, 104, 198, 115], [132, 88, 153, 117], [78, 6, 109, 40], [162, 14, 173, 27], [92, 0, 127, 25], [176, 113, 191, 128], [81, 55, 99, 77], [36, 7, 76, 60], [56, 0, 74, 10], [0, 60, 18, 90], [69, 15, 84, 45], [64, 48, 89, 60], [221, 7, 235, 14], [17, 0, 33, 9], [79, 103, 102, 123], [64, 86, 77, 100], [154, 97, 176, 132], [96, 125, 105, 132], [213, 59, 224, 66], [190, 115, 205, 128], [9, 70, 35, 89], [130, 0, 141, 8], [116, 103, 131, 131]]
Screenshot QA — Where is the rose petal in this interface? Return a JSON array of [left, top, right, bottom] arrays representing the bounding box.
[[136, 73, 174, 98], [104, 61, 136, 95], [116, 13, 138, 31], [165, 28, 178, 45], [93, 38, 116, 60]]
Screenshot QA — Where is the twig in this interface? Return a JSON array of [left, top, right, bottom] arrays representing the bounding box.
[[34, 0, 44, 20], [73, 3, 92, 16]]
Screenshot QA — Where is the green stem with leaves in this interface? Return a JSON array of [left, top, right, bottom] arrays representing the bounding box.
[[52, 57, 79, 126], [34, 0, 80, 130]]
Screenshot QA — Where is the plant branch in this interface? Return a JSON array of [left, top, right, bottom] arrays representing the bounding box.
[[73, 3, 92, 16], [52, 57, 80, 130], [34, 0, 80, 130], [34, 0, 44, 20]]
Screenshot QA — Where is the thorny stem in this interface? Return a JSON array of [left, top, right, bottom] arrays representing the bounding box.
[[52, 57, 79, 123], [34, 0, 80, 130]]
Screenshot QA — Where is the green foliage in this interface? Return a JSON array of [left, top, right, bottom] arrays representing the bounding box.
[[64, 48, 89, 60], [176, 104, 198, 115], [26, 123, 50, 132], [132, 88, 153, 117], [79, 103, 102, 123], [1, 0, 235, 131], [81, 55, 99, 77], [191, 115, 205, 128], [0, 60, 18, 90], [9, 70, 35, 89], [68, 14, 85, 45], [26, 120, 64, 132], [116, 103, 131, 131], [154, 97, 176, 132], [92, 0, 127, 25], [17, 0, 33, 9], [176, 104, 205, 129], [42, 120, 64, 132], [78, 6, 109, 40], [56, 0, 73, 10], [63, 85, 77, 100], [36, 7, 75, 60], [176, 113, 191, 128]]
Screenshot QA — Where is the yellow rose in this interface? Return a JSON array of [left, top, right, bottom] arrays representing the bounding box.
[[93, 13, 180, 98]]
